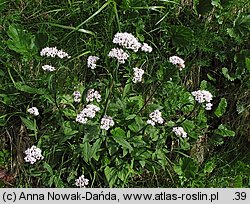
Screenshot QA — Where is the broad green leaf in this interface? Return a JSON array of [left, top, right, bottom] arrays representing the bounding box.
[[43, 162, 53, 175], [63, 126, 78, 136], [104, 166, 118, 187], [215, 124, 235, 137], [20, 116, 37, 132], [182, 120, 195, 132], [110, 127, 126, 138], [204, 161, 216, 174], [170, 25, 194, 48], [166, 121, 176, 127], [181, 157, 198, 178], [63, 108, 77, 118], [15, 82, 48, 95], [111, 128, 133, 152], [6, 24, 38, 59], [117, 167, 129, 182], [112, 134, 133, 153], [214, 98, 227, 117]]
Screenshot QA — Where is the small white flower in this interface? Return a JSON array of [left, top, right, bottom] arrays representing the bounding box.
[[40, 47, 71, 59], [42, 65, 56, 72], [113, 32, 141, 52], [147, 110, 164, 126], [76, 104, 100, 124], [205, 102, 213, 110], [100, 115, 115, 130], [87, 56, 99, 69], [76, 115, 88, 124], [24, 145, 44, 164], [202, 90, 213, 103], [169, 56, 185, 70], [86, 89, 101, 103], [132, 67, 144, 83], [73, 91, 81, 103], [173, 127, 187, 138], [27, 107, 39, 116], [141, 43, 153, 53], [108, 48, 129, 64], [75, 175, 89, 188], [147, 119, 156, 126], [192, 90, 213, 104]]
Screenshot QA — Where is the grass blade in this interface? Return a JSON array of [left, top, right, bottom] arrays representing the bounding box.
[[47, 23, 95, 35]]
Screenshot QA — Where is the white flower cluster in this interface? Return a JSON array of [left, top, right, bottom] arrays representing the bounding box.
[[147, 110, 164, 126], [87, 56, 99, 69], [76, 104, 100, 124], [40, 47, 71, 59], [169, 56, 185, 70], [100, 115, 115, 130], [86, 89, 101, 103], [172, 127, 187, 138], [191, 90, 213, 110], [27, 107, 39, 116], [24, 145, 44, 164], [141, 43, 153, 53], [75, 175, 89, 188], [113, 32, 141, 52], [108, 48, 129, 64], [42, 64, 56, 72], [132, 67, 144, 83], [73, 91, 81, 103]]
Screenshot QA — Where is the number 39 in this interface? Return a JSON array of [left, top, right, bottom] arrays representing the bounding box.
[[235, 192, 246, 200]]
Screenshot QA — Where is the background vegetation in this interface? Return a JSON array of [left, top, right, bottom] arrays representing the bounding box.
[[0, 0, 250, 187]]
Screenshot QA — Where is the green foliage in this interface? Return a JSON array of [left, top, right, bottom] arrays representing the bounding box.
[[214, 98, 227, 117], [6, 24, 38, 60]]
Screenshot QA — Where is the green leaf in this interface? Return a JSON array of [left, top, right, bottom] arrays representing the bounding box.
[[170, 25, 194, 48], [204, 161, 216, 174], [80, 142, 91, 163], [125, 114, 136, 120], [63, 108, 76, 118], [6, 24, 38, 59], [234, 175, 243, 188], [43, 162, 53, 175], [111, 128, 133, 152], [222, 67, 236, 81], [110, 127, 126, 138], [20, 116, 37, 132], [104, 166, 118, 187], [211, 0, 222, 9], [15, 82, 48, 95], [200, 80, 207, 90], [90, 138, 102, 161], [246, 58, 250, 72], [174, 157, 198, 178], [215, 124, 235, 137], [182, 120, 195, 132], [214, 98, 227, 117]]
